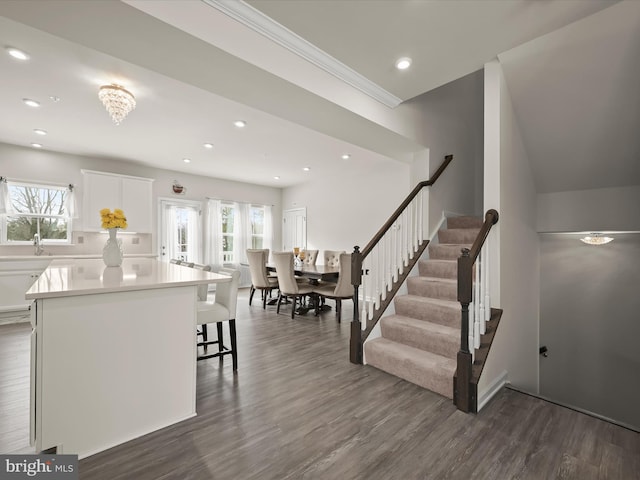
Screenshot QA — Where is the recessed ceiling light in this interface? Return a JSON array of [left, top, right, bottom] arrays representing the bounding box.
[[395, 57, 412, 70], [6, 47, 29, 61], [183, 158, 191, 163], [341, 154, 351, 160], [33, 129, 47, 136], [273, 176, 280, 180], [234, 120, 247, 128], [203, 143, 214, 149], [303, 167, 310, 172], [23, 98, 40, 108], [31, 143, 43, 148]]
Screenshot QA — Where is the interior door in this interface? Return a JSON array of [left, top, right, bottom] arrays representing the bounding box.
[[282, 208, 306, 252]]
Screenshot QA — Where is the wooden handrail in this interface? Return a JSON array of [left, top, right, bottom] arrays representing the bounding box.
[[359, 154, 453, 262], [455, 208, 499, 413]]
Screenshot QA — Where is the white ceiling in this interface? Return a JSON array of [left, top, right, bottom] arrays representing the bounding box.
[[1, 0, 636, 193]]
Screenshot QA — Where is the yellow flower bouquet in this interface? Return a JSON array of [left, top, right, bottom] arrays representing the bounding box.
[[100, 208, 128, 229]]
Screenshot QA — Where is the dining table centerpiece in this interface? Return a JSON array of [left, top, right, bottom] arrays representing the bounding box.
[[100, 208, 127, 267]]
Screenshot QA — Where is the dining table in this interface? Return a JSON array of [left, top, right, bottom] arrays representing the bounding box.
[[265, 263, 340, 283], [265, 263, 340, 313]]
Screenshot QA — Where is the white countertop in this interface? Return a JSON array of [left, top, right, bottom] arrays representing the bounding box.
[[0, 254, 157, 261], [25, 258, 230, 300]]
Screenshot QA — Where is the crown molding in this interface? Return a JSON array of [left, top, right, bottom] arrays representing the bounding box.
[[203, 0, 402, 108]]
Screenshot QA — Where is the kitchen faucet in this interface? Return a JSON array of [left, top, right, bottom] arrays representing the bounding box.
[[33, 233, 44, 256]]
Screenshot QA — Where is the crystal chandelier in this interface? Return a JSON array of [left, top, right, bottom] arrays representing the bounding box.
[[580, 233, 614, 245], [98, 84, 136, 125]]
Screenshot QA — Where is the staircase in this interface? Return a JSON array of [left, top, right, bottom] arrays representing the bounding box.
[[364, 216, 483, 399]]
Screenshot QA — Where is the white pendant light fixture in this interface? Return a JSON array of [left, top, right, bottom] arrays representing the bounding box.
[[580, 233, 614, 245], [98, 84, 136, 125]]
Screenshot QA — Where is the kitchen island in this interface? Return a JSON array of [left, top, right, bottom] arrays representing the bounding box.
[[25, 258, 230, 458]]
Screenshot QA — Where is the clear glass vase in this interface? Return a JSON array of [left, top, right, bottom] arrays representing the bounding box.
[[103, 228, 123, 267]]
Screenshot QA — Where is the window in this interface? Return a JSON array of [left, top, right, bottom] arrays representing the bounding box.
[[220, 203, 236, 263], [219, 203, 265, 262], [250, 205, 266, 249], [1, 181, 71, 244]]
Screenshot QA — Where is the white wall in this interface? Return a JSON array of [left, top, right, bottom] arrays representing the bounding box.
[[538, 185, 640, 232], [0, 142, 282, 256], [282, 158, 410, 257], [479, 61, 540, 399], [281, 71, 485, 262]]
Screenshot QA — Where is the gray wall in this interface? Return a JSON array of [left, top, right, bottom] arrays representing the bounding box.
[[538, 185, 640, 232], [539, 233, 640, 430], [403, 70, 485, 233]]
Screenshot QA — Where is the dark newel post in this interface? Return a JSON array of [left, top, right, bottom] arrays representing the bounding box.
[[350, 246, 363, 364], [456, 248, 473, 412]]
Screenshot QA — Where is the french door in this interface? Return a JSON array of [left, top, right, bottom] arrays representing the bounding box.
[[158, 199, 202, 263]]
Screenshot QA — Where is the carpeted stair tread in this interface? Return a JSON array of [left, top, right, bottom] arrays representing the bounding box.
[[447, 216, 484, 229], [365, 337, 456, 399], [407, 276, 457, 301], [394, 294, 460, 328], [438, 228, 480, 244], [428, 243, 471, 260], [418, 259, 457, 279], [381, 315, 459, 359]]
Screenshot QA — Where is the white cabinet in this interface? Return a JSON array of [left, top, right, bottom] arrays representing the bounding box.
[[82, 170, 153, 233]]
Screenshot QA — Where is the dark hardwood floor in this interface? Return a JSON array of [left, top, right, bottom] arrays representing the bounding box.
[[1, 289, 638, 479]]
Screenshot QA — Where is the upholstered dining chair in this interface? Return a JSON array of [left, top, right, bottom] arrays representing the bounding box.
[[273, 251, 315, 319], [301, 249, 318, 266], [323, 250, 345, 268], [195, 266, 241, 369], [314, 253, 354, 323], [246, 249, 278, 308]]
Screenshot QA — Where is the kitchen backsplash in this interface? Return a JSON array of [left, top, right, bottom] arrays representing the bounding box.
[[0, 231, 153, 257]]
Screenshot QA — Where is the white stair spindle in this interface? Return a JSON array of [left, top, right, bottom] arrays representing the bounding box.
[[479, 248, 487, 335], [418, 190, 424, 244], [361, 257, 368, 322], [476, 251, 483, 342], [484, 240, 491, 323], [387, 230, 392, 291], [468, 301, 474, 343], [407, 204, 413, 261], [474, 308, 481, 350], [380, 236, 387, 302], [374, 245, 380, 309], [393, 222, 399, 282]]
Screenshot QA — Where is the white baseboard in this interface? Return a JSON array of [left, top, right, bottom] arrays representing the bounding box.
[[477, 370, 508, 411]]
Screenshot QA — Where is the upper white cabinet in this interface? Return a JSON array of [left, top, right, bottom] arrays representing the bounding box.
[[82, 170, 154, 233]]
